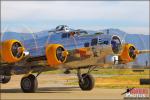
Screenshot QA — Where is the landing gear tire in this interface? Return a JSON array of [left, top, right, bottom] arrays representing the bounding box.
[[21, 74, 38, 93], [1, 76, 11, 84], [79, 73, 95, 91]]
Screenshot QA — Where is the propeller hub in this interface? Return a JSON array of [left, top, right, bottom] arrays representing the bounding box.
[[62, 50, 68, 57], [18, 47, 25, 53], [129, 46, 136, 59], [134, 50, 139, 54]]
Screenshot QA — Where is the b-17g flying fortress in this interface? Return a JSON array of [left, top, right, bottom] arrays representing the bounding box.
[[0, 1, 149, 100], [0, 25, 149, 93]]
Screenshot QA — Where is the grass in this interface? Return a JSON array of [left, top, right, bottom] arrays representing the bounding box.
[[91, 69, 150, 75], [95, 75, 149, 88], [65, 75, 150, 89], [43, 68, 150, 75], [43, 68, 150, 89]]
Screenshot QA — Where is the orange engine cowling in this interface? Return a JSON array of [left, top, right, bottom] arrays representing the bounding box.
[[45, 44, 68, 68], [0, 40, 25, 63], [119, 43, 139, 64]]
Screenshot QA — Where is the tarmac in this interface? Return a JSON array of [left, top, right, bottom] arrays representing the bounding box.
[[0, 74, 125, 100]]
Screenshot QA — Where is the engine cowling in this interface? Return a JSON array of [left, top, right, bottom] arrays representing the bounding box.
[[0, 40, 25, 63], [45, 44, 68, 68], [119, 43, 138, 64]]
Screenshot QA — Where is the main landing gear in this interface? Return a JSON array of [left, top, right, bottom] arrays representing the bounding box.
[[77, 68, 95, 90], [20, 74, 38, 93], [20, 67, 95, 93]]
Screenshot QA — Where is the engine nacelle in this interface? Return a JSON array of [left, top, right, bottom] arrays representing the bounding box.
[[119, 43, 138, 64], [45, 44, 68, 68], [105, 44, 140, 64], [0, 40, 25, 63]]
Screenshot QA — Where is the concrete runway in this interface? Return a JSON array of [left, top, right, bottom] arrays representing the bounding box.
[[0, 74, 125, 100]]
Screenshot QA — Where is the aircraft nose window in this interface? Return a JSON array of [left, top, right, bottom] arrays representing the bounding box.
[[111, 36, 121, 54]]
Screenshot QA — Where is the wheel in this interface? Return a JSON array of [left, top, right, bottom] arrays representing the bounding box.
[[79, 73, 95, 90], [1, 76, 11, 84], [20, 74, 38, 93]]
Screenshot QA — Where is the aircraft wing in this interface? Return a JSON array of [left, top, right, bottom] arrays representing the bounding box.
[[138, 50, 150, 54]]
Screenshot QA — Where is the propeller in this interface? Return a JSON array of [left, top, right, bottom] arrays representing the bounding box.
[[56, 46, 68, 62], [11, 42, 24, 58], [21, 25, 38, 52], [128, 46, 136, 59]]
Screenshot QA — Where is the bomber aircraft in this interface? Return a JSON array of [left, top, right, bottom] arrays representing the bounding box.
[[0, 25, 149, 93]]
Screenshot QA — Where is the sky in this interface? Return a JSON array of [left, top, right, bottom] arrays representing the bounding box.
[[1, 1, 149, 34]]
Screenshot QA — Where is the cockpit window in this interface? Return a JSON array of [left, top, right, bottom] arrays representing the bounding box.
[[56, 25, 64, 31], [56, 25, 69, 31], [65, 27, 69, 30]]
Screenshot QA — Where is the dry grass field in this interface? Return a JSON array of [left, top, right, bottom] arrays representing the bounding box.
[[44, 68, 150, 88]]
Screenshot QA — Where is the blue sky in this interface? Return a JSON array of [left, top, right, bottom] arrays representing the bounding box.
[[1, 1, 149, 34]]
